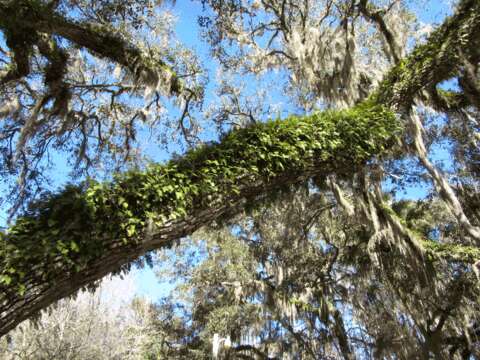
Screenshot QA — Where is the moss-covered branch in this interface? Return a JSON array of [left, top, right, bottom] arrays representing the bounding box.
[[422, 241, 480, 264], [0, 0, 181, 93], [374, 0, 480, 109], [378, 200, 480, 265], [0, 102, 399, 335]]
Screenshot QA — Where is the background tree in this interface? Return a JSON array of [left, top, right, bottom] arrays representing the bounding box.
[[0, 274, 157, 359], [144, 186, 480, 358]]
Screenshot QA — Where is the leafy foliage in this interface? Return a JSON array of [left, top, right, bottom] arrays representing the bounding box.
[[0, 102, 398, 296]]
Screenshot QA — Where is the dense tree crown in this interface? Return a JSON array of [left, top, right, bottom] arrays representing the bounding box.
[[0, 0, 480, 358]]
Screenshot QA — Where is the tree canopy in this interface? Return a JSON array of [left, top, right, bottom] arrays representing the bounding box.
[[1, 0, 480, 357]]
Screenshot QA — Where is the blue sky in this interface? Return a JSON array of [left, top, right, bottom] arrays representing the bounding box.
[[136, 1, 206, 299]]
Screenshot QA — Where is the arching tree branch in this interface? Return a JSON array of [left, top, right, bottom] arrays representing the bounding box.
[[375, 0, 480, 109]]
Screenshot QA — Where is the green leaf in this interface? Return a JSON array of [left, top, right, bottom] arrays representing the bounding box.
[[126, 225, 136, 237], [0, 275, 12, 285], [70, 241, 80, 252]]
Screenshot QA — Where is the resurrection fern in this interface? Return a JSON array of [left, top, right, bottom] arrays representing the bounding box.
[[0, 102, 398, 295], [374, 0, 480, 108]]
